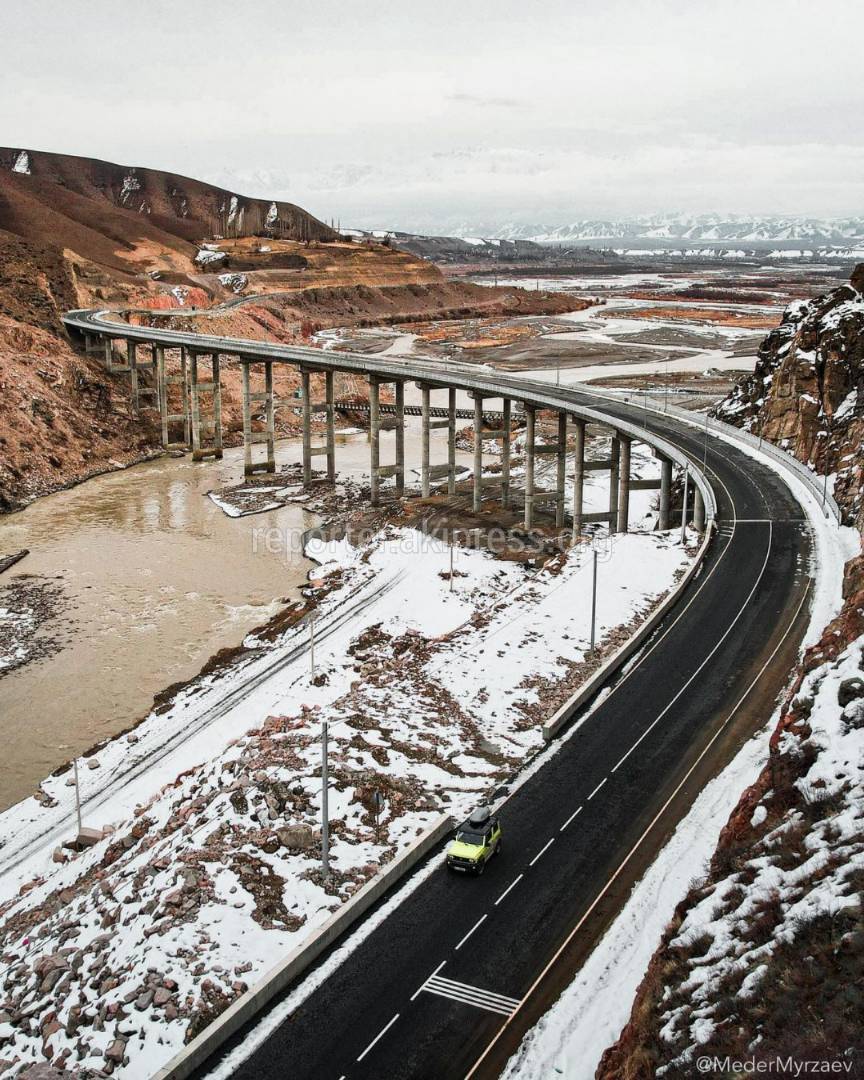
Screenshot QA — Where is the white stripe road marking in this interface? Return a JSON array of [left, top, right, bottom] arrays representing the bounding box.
[[529, 838, 554, 866], [356, 1012, 400, 1062], [559, 805, 583, 832], [494, 873, 523, 906], [455, 914, 488, 951], [467, 541, 811, 1080], [587, 777, 607, 800], [423, 983, 512, 1016], [429, 976, 521, 1008], [410, 960, 446, 1001], [424, 975, 521, 1015]]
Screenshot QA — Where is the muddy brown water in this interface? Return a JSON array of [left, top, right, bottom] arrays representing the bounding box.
[[0, 421, 472, 812]]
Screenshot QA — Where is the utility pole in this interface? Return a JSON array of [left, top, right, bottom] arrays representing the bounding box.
[[449, 538, 455, 592], [373, 790, 384, 843], [309, 613, 315, 676], [702, 410, 710, 470], [73, 758, 82, 838], [321, 720, 329, 877], [589, 547, 598, 654], [680, 470, 690, 544]]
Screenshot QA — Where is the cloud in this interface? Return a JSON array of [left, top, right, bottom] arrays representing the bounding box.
[[446, 93, 525, 109]]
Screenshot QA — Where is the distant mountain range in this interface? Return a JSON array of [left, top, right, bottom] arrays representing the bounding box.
[[449, 215, 864, 245]]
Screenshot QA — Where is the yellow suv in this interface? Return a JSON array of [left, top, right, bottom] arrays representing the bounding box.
[[446, 807, 502, 874]]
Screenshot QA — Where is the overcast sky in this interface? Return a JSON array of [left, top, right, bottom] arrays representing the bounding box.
[[1, 0, 861, 231]]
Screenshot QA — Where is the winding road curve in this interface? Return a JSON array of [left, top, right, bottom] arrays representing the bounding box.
[[60, 311, 816, 1080]]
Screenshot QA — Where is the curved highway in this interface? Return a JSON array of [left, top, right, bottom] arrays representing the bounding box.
[[62, 310, 814, 1080]]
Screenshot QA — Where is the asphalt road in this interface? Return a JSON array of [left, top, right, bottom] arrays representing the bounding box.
[[203, 401, 812, 1080]]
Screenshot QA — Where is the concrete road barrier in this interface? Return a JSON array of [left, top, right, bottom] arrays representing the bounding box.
[[543, 525, 714, 741], [152, 813, 453, 1080]]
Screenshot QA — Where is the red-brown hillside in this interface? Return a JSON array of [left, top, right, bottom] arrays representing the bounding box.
[[0, 147, 335, 276]]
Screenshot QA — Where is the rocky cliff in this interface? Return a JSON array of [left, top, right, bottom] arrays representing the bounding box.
[[598, 267, 864, 1078], [715, 264, 864, 536]]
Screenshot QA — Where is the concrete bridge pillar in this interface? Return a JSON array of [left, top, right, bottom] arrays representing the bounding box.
[[127, 340, 139, 412], [447, 388, 457, 495], [524, 405, 536, 529], [395, 381, 405, 497], [659, 458, 673, 530], [369, 376, 381, 506], [617, 434, 631, 533], [242, 360, 275, 476], [556, 412, 567, 529], [325, 370, 336, 483], [501, 399, 512, 509], [609, 435, 621, 534], [158, 345, 191, 451], [103, 337, 114, 370], [572, 417, 585, 542], [301, 369, 312, 487], [420, 384, 431, 497], [189, 352, 201, 458], [472, 394, 484, 513], [694, 486, 706, 532], [212, 353, 223, 459], [156, 346, 168, 447], [188, 352, 223, 461]]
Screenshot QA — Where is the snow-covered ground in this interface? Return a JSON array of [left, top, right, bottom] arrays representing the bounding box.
[[0, 526, 692, 1077], [500, 437, 858, 1080]]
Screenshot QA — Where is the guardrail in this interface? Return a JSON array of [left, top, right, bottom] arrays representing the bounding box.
[[62, 308, 718, 531], [543, 523, 714, 740], [557, 379, 842, 524], [664, 403, 842, 522], [152, 813, 454, 1080]]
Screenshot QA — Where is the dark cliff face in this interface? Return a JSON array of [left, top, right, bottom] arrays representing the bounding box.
[[597, 271, 864, 1080], [714, 264, 864, 535]]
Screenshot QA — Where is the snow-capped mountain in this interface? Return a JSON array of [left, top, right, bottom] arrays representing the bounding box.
[[453, 215, 864, 245]]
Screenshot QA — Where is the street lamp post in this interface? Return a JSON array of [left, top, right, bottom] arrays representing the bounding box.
[[321, 720, 329, 877]]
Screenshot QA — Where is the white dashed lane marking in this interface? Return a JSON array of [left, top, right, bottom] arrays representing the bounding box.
[[494, 873, 523, 906], [528, 838, 554, 866], [356, 1013, 400, 1062], [455, 915, 488, 951], [587, 777, 608, 800], [560, 805, 583, 832], [410, 961, 446, 1001]]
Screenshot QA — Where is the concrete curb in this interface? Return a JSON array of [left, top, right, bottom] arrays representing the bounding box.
[[152, 813, 454, 1080], [542, 525, 715, 741]]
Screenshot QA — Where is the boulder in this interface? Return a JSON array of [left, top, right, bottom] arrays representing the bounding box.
[[276, 825, 316, 851], [104, 1038, 126, 1064], [838, 676, 864, 707]]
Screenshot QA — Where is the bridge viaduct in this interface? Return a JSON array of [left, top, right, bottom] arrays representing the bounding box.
[[67, 312, 712, 539]]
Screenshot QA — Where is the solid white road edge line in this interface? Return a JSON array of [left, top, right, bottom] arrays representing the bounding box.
[[610, 521, 773, 776], [464, 574, 812, 1079]]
